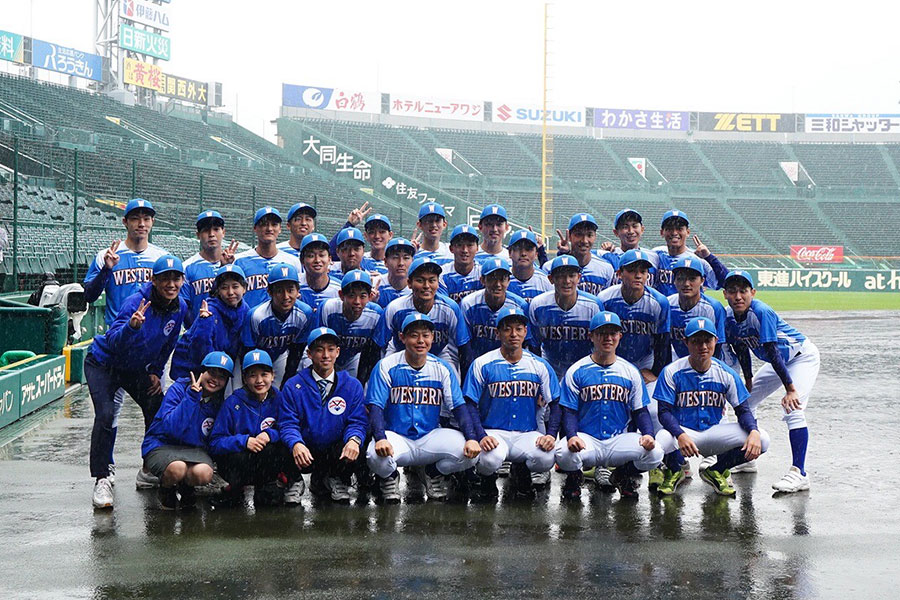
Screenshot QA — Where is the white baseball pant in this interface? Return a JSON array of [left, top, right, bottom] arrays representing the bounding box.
[[367, 428, 477, 479], [475, 429, 556, 475], [655, 423, 771, 457], [555, 431, 664, 472], [747, 340, 819, 430]]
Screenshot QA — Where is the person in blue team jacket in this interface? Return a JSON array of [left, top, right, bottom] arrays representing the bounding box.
[[142, 352, 234, 510], [278, 327, 368, 504], [86, 254, 188, 510]]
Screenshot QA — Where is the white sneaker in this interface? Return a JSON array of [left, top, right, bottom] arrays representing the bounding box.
[[731, 460, 758, 473], [698, 456, 716, 473], [327, 477, 351, 502], [107, 464, 116, 486], [135, 467, 159, 490], [772, 467, 810, 493], [424, 472, 449, 500], [92, 478, 114, 509], [283, 479, 305, 504]]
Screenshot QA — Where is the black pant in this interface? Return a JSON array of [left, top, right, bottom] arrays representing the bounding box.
[[301, 442, 362, 483], [215, 444, 292, 488]]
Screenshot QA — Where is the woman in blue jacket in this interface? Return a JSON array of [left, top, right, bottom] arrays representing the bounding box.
[[209, 350, 286, 507], [86, 255, 188, 510], [142, 352, 234, 510], [170, 264, 249, 381]]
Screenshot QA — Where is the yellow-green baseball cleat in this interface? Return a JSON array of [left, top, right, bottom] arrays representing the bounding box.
[[700, 468, 736, 497], [647, 468, 665, 492], [656, 469, 685, 496]]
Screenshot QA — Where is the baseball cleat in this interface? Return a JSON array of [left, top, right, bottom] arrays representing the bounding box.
[[327, 476, 351, 503], [471, 474, 499, 501], [283, 478, 306, 504], [376, 472, 401, 504], [531, 470, 551, 489], [424, 472, 450, 500], [135, 467, 159, 490], [497, 461, 511, 478], [511, 463, 536, 498], [92, 477, 114, 509], [561, 471, 584, 501], [647, 468, 665, 492], [656, 469, 685, 496], [700, 468, 736, 497], [608, 468, 639, 498], [730, 460, 758, 474], [595, 467, 615, 492], [772, 467, 810, 493]]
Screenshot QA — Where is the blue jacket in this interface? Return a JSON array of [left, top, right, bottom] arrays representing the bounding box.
[[141, 377, 223, 457], [209, 386, 281, 456], [278, 368, 367, 450], [90, 283, 187, 376], [169, 297, 248, 380]]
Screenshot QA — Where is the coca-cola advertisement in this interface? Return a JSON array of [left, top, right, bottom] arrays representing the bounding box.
[[790, 245, 844, 264]]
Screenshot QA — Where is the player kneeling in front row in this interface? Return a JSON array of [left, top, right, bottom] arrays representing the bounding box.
[[141, 352, 234, 510], [279, 328, 368, 504], [556, 311, 663, 500], [653, 317, 769, 497], [209, 350, 286, 507], [463, 307, 560, 500], [366, 313, 481, 504]]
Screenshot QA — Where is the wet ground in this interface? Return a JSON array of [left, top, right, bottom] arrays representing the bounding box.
[[1, 310, 898, 599]]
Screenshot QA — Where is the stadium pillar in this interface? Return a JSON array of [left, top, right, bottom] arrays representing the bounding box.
[[251, 186, 256, 214], [73, 151, 79, 282], [131, 159, 136, 198], [199, 175, 204, 213], [11, 137, 18, 291]]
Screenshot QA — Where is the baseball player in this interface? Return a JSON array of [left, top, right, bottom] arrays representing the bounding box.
[[242, 263, 314, 388], [598, 208, 659, 286], [380, 257, 471, 376], [278, 327, 368, 504], [315, 270, 386, 381], [329, 227, 379, 280], [668, 257, 727, 359], [413, 202, 454, 265], [463, 307, 560, 500], [297, 233, 342, 312], [361, 213, 393, 275], [723, 271, 819, 493], [507, 230, 552, 303], [652, 210, 727, 297], [366, 313, 481, 503], [181, 210, 239, 327], [233, 206, 302, 309], [475, 204, 510, 264], [653, 316, 770, 497], [528, 255, 606, 379], [460, 258, 534, 357], [555, 311, 664, 500], [377, 237, 414, 309], [326, 201, 374, 258], [141, 351, 234, 510], [277, 202, 318, 258], [85, 255, 188, 509], [439, 225, 483, 304], [551, 213, 615, 296]]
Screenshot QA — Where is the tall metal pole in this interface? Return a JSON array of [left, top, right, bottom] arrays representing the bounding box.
[[131, 159, 136, 198], [73, 151, 79, 281], [540, 2, 553, 244], [199, 175, 204, 213], [251, 185, 256, 214], [12, 137, 19, 290]]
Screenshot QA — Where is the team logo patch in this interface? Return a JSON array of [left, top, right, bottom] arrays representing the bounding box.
[[328, 396, 347, 415], [201, 418, 215, 437], [163, 320, 176, 336], [260, 417, 276, 431]]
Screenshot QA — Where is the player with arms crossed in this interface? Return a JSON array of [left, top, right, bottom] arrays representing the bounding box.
[[366, 313, 481, 503], [653, 317, 770, 497], [723, 271, 819, 493]]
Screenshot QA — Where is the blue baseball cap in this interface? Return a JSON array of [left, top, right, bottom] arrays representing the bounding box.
[[300, 232, 330, 254], [614, 208, 642, 228], [364, 213, 392, 231], [385, 237, 415, 255], [287, 202, 317, 221], [201, 351, 234, 376], [684, 316, 718, 339], [254, 206, 282, 225], [495, 306, 528, 328], [479, 204, 508, 222], [401, 312, 435, 333], [481, 257, 512, 277], [307, 327, 340, 347], [549, 255, 581, 274], [724, 270, 754, 289], [242, 349, 273, 371], [124, 198, 155, 217], [509, 230, 538, 248], [341, 269, 373, 290], [418, 202, 446, 220], [267, 263, 300, 287], [215, 264, 246, 285], [568, 213, 598, 231], [196, 209, 224, 229], [672, 256, 704, 276], [408, 256, 442, 278], [336, 227, 365, 247], [661, 209, 689, 228], [152, 255, 184, 276], [449, 224, 479, 243], [619, 249, 655, 271], [590, 311, 623, 331]]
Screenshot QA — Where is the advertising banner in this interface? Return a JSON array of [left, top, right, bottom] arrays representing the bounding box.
[[282, 84, 379, 114], [804, 114, 900, 134], [120, 0, 171, 31], [748, 269, 899, 292], [124, 57, 209, 105], [790, 245, 844, 264], [18, 356, 66, 418], [124, 56, 163, 91], [32, 39, 102, 82], [389, 95, 483, 122], [0, 371, 19, 429], [491, 102, 585, 127], [593, 108, 689, 131], [0, 30, 25, 64], [119, 23, 171, 61], [698, 112, 796, 133]]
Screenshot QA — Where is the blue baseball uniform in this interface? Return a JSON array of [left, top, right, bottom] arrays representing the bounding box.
[[528, 290, 605, 378], [233, 249, 303, 309], [439, 261, 483, 304], [276, 240, 302, 259], [508, 270, 552, 303], [652, 248, 718, 297], [600, 246, 658, 287], [376, 280, 410, 309], [475, 247, 510, 265], [242, 299, 314, 387], [380, 294, 470, 372], [298, 275, 341, 313], [180, 253, 220, 327], [459, 290, 534, 357], [543, 254, 615, 296], [414, 243, 454, 266], [83, 242, 168, 325], [668, 292, 727, 358], [363, 252, 389, 275], [597, 284, 670, 371], [315, 297, 387, 377], [208, 387, 281, 456]]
